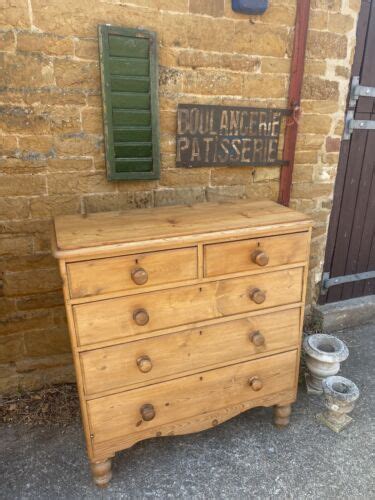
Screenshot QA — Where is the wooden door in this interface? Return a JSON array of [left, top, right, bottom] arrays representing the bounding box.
[[320, 0, 375, 304]]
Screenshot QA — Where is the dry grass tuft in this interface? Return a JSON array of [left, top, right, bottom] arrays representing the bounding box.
[[0, 384, 79, 427]]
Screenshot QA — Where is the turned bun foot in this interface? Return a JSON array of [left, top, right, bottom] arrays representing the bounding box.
[[90, 458, 112, 487], [273, 404, 292, 428]]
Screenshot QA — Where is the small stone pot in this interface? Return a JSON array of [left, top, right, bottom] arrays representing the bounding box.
[[318, 376, 360, 432], [303, 334, 349, 394]]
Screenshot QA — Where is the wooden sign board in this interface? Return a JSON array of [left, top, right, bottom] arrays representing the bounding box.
[[176, 104, 290, 168]]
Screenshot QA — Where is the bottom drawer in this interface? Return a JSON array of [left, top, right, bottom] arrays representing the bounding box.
[[88, 350, 298, 451]]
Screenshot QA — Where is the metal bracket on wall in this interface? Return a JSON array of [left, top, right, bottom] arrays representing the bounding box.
[[321, 270, 375, 295], [343, 110, 375, 140], [349, 76, 375, 108]]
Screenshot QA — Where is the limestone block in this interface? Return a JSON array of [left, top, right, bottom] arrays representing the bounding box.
[[47, 159, 93, 173], [328, 13, 355, 34], [0, 236, 33, 257], [178, 49, 261, 73], [302, 101, 340, 114], [3, 269, 62, 297], [0, 53, 54, 88], [0, 106, 50, 134], [335, 65, 350, 78], [206, 185, 246, 201], [261, 58, 290, 74], [48, 172, 115, 195], [0, 0, 30, 29], [234, 23, 289, 57], [16, 291, 64, 311], [302, 76, 339, 100], [160, 168, 210, 187], [211, 167, 254, 186], [309, 10, 328, 30], [310, 0, 341, 10], [17, 32, 74, 56], [0, 198, 30, 220], [49, 107, 82, 134], [30, 195, 81, 217], [81, 107, 104, 135], [294, 150, 319, 164], [296, 134, 325, 150], [53, 133, 101, 156], [186, 16, 235, 52], [0, 334, 24, 364], [253, 168, 280, 183], [190, 0, 224, 17], [0, 174, 46, 197], [306, 30, 347, 59], [245, 181, 279, 200], [326, 137, 341, 152], [18, 136, 54, 159], [292, 182, 333, 199], [54, 59, 100, 90], [0, 135, 17, 156], [24, 328, 71, 357], [242, 74, 286, 98], [154, 187, 205, 206], [74, 38, 99, 60], [0, 31, 15, 51], [300, 115, 332, 135], [183, 69, 242, 96]]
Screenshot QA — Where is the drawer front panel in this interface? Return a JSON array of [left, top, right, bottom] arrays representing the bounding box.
[[74, 268, 303, 346], [67, 247, 198, 298], [88, 350, 298, 446], [81, 308, 301, 395], [204, 232, 308, 277]]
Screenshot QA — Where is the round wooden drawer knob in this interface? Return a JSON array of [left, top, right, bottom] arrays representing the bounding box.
[[133, 308, 149, 326], [131, 267, 148, 285], [251, 249, 269, 267], [248, 376, 263, 391], [137, 355, 153, 373], [249, 288, 266, 304], [140, 403, 155, 422], [249, 330, 265, 347]]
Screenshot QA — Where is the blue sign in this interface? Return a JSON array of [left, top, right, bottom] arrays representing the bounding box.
[[232, 0, 269, 15]]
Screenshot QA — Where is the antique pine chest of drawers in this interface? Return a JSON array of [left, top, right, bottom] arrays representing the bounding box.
[[52, 199, 311, 486]]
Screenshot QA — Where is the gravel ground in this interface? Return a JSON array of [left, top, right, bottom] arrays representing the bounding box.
[[1, 324, 374, 500]]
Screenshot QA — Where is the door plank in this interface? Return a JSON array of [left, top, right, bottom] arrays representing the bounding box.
[[341, 122, 374, 299], [326, 129, 368, 302], [357, 1, 375, 113]]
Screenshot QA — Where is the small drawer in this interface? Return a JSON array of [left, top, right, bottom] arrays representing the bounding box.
[[87, 350, 298, 450], [73, 268, 303, 346], [204, 232, 308, 277], [80, 308, 301, 396], [67, 247, 198, 298]]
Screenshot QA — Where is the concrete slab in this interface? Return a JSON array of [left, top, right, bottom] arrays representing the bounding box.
[[312, 295, 375, 332], [1, 324, 374, 499]]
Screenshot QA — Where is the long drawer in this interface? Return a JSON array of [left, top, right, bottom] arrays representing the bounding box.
[[67, 246, 198, 299], [87, 350, 298, 448], [74, 268, 304, 346], [81, 308, 301, 396], [204, 232, 308, 277]]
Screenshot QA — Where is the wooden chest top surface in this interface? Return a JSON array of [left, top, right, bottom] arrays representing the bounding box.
[[54, 199, 311, 255]]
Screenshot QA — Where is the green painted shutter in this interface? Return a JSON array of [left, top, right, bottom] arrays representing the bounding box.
[[98, 25, 160, 180]]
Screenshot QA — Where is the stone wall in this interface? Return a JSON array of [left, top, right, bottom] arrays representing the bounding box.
[[0, 0, 360, 393]]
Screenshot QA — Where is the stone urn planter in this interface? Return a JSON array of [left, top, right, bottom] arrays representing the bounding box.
[[317, 376, 360, 432], [303, 334, 349, 394]]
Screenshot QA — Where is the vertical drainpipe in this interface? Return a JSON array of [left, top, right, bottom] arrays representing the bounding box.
[[278, 0, 311, 206]]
